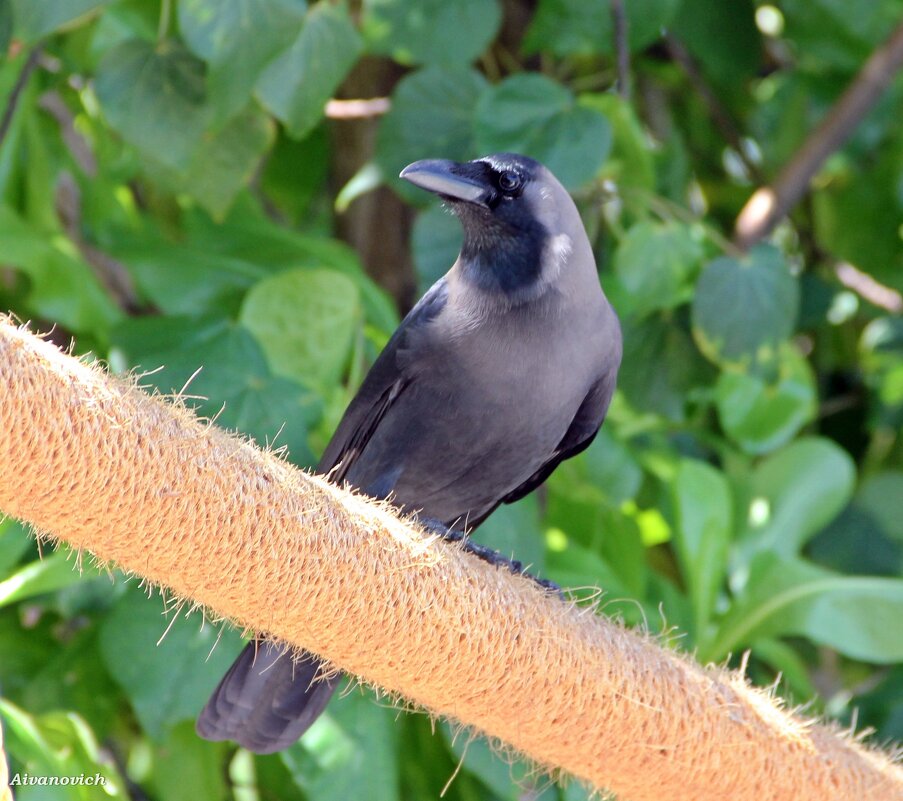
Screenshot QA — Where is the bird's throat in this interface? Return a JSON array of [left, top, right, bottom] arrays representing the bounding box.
[[459, 223, 546, 297]]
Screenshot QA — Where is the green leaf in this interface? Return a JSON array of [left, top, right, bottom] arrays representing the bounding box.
[[280, 689, 399, 801], [750, 639, 819, 700], [263, 126, 332, 223], [160, 107, 276, 220], [672, 460, 732, 637], [111, 315, 322, 465], [596, 504, 648, 600], [860, 317, 903, 426], [240, 269, 361, 389], [179, 0, 307, 124], [813, 152, 903, 292], [256, 2, 363, 138], [335, 161, 383, 213], [715, 344, 817, 455], [362, 0, 501, 67], [707, 553, 903, 663], [376, 66, 488, 198], [95, 39, 209, 170], [474, 74, 611, 189], [580, 429, 643, 505], [854, 666, 903, 742], [0, 0, 12, 52], [552, 427, 643, 506], [19, 625, 122, 737], [10, 0, 112, 42], [523, 0, 679, 56], [150, 722, 231, 801], [807, 504, 902, 578], [441, 724, 551, 801], [581, 93, 655, 195], [411, 204, 461, 292], [856, 472, 903, 544], [807, 470, 903, 577], [545, 540, 642, 619], [178, 200, 399, 332], [669, 0, 760, 86], [0, 205, 123, 337], [478, 495, 545, 578], [0, 700, 127, 799], [613, 221, 704, 317], [0, 552, 94, 609], [781, 0, 900, 72], [99, 586, 243, 739], [739, 437, 856, 558], [113, 240, 267, 315], [0, 519, 34, 577], [86, 4, 159, 60], [692, 245, 799, 367], [619, 314, 712, 421], [546, 485, 647, 601]]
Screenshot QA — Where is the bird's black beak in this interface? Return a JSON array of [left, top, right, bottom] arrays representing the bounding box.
[[400, 159, 492, 207]]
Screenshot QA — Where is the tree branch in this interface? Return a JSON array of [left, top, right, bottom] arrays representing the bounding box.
[[0, 317, 901, 801], [734, 21, 903, 250], [0, 46, 42, 150]]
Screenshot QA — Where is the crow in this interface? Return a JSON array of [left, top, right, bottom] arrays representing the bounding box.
[[197, 153, 622, 753]]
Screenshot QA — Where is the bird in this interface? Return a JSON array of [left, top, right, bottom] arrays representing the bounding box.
[[196, 153, 622, 753]]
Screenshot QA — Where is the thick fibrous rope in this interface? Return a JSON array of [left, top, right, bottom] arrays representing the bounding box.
[[0, 317, 900, 801]]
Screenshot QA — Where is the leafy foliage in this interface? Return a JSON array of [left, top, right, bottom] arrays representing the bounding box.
[[1, 0, 903, 799]]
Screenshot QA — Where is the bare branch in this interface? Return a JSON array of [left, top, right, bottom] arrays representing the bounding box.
[[734, 21, 903, 249], [835, 261, 903, 313], [325, 97, 391, 119], [610, 0, 631, 99]]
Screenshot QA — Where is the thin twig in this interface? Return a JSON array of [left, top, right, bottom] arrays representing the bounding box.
[[610, 0, 631, 99], [324, 97, 391, 119], [665, 35, 764, 184], [734, 20, 903, 250], [834, 261, 903, 313], [0, 47, 43, 151], [55, 172, 142, 314], [38, 91, 97, 175]]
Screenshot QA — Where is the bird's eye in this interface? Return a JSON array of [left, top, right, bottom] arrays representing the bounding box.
[[498, 171, 521, 193]]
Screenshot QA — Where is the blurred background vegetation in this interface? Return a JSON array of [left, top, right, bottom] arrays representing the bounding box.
[[1, 0, 903, 799]]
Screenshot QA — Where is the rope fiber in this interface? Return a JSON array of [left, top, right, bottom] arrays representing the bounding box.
[[0, 317, 900, 801]]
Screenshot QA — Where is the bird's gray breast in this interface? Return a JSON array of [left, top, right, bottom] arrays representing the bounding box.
[[347, 292, 602, 525]]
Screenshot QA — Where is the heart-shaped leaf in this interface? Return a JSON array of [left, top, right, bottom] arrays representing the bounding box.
[[692, 244, 799, 367]]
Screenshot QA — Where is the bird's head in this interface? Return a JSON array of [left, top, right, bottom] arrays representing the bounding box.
[[400, 153, 588, 298]]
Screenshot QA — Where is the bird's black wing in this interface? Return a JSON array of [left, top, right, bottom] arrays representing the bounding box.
[[317, 278, 448, 482], [498, 370, 618, 509]]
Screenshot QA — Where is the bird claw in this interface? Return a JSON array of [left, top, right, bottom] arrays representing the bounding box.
[[416, 516, 563, 597]]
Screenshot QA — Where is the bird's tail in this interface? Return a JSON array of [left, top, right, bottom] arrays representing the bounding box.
[[196, 640, 340, 754]]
